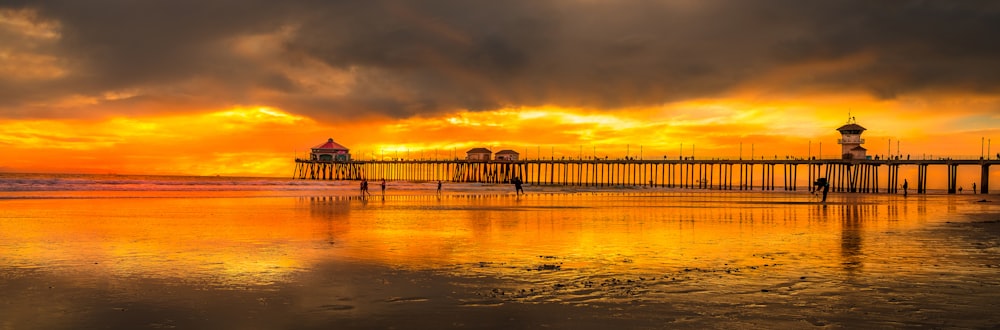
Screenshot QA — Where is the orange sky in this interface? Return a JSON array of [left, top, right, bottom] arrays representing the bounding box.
[[1, 96, 996, 177], [1, 3, 999, 177]]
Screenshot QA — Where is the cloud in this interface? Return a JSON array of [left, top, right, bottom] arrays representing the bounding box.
[[1, 0, 999, 120]]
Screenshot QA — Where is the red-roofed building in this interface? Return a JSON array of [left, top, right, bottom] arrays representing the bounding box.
[[311, 138, 351, 162]]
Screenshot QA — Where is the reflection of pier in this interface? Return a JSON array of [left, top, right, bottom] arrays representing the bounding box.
[[293, 159, 998, 194]]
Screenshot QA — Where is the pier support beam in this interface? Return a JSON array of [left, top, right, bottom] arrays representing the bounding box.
[[947, 164, 958, 194], [917, 164, 927, 194], [982, 164, 990, 194]]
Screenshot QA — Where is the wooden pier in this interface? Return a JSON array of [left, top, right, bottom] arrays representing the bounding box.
[[293, 159, 998, 194]]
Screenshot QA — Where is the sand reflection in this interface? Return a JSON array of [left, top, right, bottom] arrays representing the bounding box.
[[3, 191, 1000, 328], [0, 192, 957, 287]]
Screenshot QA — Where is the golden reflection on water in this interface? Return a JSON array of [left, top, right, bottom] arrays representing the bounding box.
[[0, 191, 993, 288]]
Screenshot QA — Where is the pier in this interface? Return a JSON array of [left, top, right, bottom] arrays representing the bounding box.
[[294, 158, 998, 194]]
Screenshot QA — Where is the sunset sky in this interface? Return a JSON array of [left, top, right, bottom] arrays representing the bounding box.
[[1, 1, 999, 176]]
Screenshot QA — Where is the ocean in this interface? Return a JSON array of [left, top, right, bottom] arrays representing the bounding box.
[[1, 172, 999, 328]]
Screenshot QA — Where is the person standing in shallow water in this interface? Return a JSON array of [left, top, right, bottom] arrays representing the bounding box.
[[902, 179, 908, 197], [512, 176, 524, 195], [380, 179, 386, 196], [820, 178, 829, 203], [437, 180, 442, 194]]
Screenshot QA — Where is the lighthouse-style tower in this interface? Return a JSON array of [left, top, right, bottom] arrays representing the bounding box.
[[837, 116, 867, 160]]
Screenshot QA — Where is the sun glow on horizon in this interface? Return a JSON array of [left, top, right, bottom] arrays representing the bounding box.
[[1, 93, 999, 177], [0, 106, 323, 176]]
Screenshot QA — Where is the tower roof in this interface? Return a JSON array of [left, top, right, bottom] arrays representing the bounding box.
[[312, 138, 349, 151], [467, 148, 492, 154], [836, 123, 866, 131]]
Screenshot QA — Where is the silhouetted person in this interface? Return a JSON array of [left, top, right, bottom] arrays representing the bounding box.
[[973, 183, 977, 194], [380, 179, 386, 196], [361, 179, 371, 196], [820, 178, 829, 203], [437, 180, 442, 194], [902, 179, 908, 197], [512, 176, 524, 195], [959, 186, 963, 194], [814, 178, 830, 203]]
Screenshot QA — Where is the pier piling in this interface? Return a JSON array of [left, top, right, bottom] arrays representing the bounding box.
[[294, 158, 997, 194]]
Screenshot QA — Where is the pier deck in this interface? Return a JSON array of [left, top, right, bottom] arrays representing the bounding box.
[[294, 158, 999, 194]]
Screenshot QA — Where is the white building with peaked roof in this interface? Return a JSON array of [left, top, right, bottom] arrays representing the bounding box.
[[495, 150, 520, 161], [466, 148, 492, 161], [837, 119, 867, 160]]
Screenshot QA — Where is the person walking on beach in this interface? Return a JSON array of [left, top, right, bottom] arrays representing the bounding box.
[[437, 180, 442, 194], [973, 183, 977, 194], [512, 176, 524, 195], [380, 179, 386, 196], [361, 179, 371, 196], [902, 179, 908, 197]]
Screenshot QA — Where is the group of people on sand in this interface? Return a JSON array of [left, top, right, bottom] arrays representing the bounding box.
[[359, 178, 386, 196], [901, 179, 981, 195]]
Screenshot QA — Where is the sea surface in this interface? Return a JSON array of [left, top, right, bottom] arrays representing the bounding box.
[[1, 173, 999, 329]]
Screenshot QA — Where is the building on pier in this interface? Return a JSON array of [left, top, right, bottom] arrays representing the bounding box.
[[837, 118, 867, 160], [495, 150, 520, 161], [310, 138, 351, 162], [466, 148, 492, 161]]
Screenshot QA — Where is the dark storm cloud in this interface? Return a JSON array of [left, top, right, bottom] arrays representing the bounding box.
[[1, 0, 999, 119]]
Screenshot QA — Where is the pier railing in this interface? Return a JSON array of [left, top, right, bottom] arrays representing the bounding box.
[[293, 158, 998, 194]]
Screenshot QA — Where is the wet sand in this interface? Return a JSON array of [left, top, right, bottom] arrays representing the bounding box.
[[2, 186, 999, 329]]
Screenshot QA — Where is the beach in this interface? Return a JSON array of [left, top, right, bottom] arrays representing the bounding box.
[[1, 174, 999, 329]]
